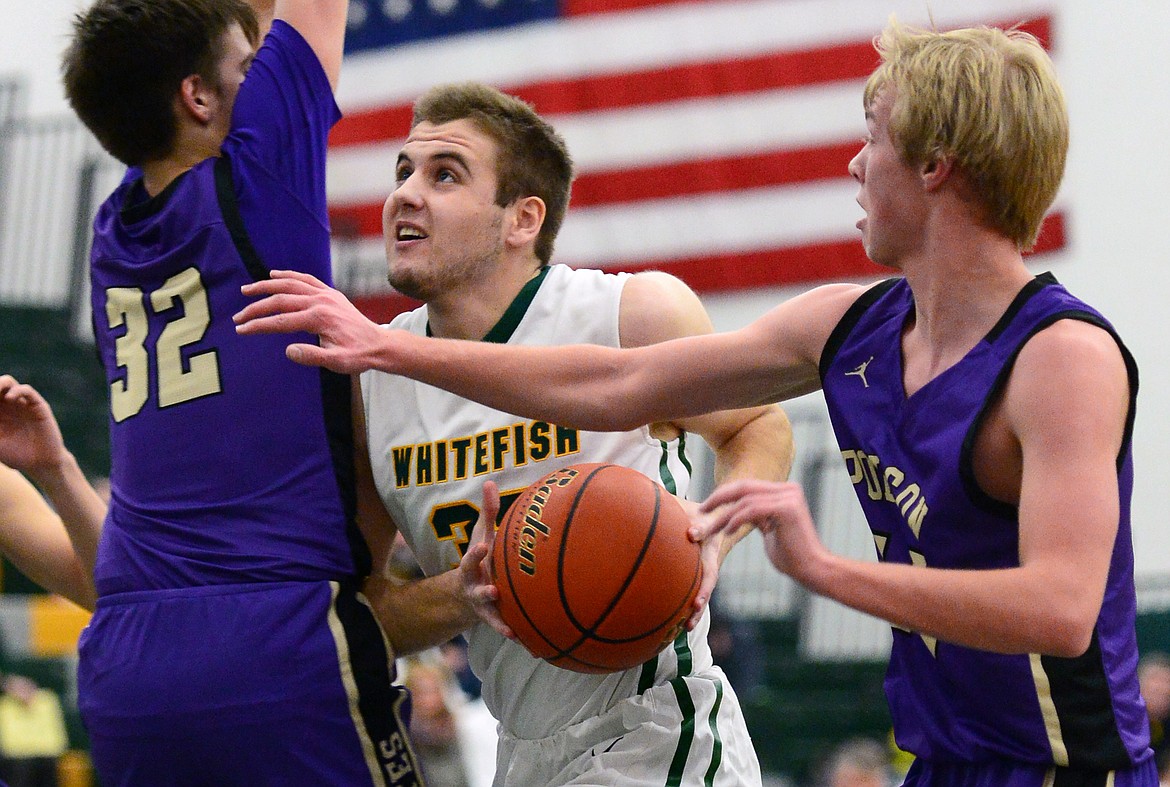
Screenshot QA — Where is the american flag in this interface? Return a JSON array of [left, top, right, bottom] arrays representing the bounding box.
[[328, 0, 1064, 321]]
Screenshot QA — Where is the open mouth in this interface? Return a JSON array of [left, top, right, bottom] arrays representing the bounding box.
[[396, 223, 428, 242]]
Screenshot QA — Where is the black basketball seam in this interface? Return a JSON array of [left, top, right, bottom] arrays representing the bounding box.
[[558, 469, 663, 660]]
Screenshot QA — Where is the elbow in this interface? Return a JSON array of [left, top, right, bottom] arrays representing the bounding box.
[[1036, 608, 1099, 658]]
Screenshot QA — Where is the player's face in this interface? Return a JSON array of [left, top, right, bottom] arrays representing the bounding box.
[[848, 88, 928, 270], [207, 23, 256, 148], [384, 119, 509, 302]]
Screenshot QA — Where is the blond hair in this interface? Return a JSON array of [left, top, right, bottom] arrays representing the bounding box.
[[863, 19, 1068, 250]]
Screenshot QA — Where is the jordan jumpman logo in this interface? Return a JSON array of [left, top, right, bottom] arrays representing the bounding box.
[[845, 356, 874, 388]]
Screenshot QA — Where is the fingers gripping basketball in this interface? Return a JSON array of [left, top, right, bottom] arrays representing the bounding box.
[[492, 463, 702, 674]]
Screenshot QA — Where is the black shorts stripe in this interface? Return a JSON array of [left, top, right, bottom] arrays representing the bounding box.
[[332, 582, 425, 786]]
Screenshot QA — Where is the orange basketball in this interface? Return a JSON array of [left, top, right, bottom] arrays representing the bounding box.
[[491, 462, 701, 674]]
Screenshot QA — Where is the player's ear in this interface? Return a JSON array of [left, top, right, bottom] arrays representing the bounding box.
[[505, 196, 545, 250], [177, 73, 214, 124], [921, 153, 955, 192]]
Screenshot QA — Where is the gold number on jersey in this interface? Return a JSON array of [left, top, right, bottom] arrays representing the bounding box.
[[105, 287, 150, 422], [430, 488, 524, 569], [103, 268, 222, 422]]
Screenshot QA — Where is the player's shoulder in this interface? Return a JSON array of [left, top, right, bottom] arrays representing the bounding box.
[[1016, 316, 1130, 380], [618, 270, 711, 348]]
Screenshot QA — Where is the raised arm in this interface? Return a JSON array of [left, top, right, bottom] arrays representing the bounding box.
[[234, 270, 865, 429], [273, 0, 348, 88], [0, 376, 102, 609]]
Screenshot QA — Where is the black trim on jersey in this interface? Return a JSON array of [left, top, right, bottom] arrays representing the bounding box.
[[818, 277, 900, 382], [333, 582, 424, 786], [120, 170, 187, 224], [320, 370, 371, 579], [961, 307, 1140, 516], [981, 272, 1056, 345], [214, 155, 271, 282], [1043, 630, 1133, 771]]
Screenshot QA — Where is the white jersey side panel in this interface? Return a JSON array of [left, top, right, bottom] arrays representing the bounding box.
[[361, 264, 709, 739]]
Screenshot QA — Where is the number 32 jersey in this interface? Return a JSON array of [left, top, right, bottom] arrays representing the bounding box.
[[87, 21, 363, 595]]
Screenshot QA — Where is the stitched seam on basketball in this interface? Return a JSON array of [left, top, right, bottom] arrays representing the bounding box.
[[665, 677, 698, 787], [559, 465, 661, 667]]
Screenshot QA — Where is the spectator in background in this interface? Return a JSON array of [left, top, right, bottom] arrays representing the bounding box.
[[401, 657, 497, 787], [818, 737, 893, 787], [1140, 653, 1170, 776], [0, 674, 68, 787]]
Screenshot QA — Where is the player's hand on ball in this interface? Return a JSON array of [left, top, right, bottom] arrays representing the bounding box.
[[698, 480, 827, 585], [459, 481, 515, 640], [678, 498, 716, 631]]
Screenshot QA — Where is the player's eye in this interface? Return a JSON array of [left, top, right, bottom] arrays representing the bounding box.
[[395, 166, 412, 185]]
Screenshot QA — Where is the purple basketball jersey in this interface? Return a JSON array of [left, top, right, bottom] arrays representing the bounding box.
[[820, 275, 1149, 772], [88, 21, 363, 593]]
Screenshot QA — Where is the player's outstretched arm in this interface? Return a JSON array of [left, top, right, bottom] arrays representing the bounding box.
[[0, 376, 102, 609], [236, 270, 858, 432]]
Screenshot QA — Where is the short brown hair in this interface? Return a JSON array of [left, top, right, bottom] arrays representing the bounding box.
[[62, 0, 259, 166], [864, 19, 1068, 250], [412, 82, 574, 265]]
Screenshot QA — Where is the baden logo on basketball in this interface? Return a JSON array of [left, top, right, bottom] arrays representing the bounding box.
[[516, 467, 580, 576]]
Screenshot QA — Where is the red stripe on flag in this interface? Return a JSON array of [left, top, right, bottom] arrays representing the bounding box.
[[614, 240, 881, 292], [330, 44, 878, 148], [330, 106, 414, 148], [572, 141, 859, 207], [514, 42, 878, 117], [354, 292, 422, 325], [562, 0, 707, 16]]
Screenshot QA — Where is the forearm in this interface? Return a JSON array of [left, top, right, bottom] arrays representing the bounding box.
[[803, 553, 1096, 657], [0, 466, 96, 610], [707, 405, 794, 562], [364, 570, 479, 657], [25, 452, 104, 578], [389, 331, 770, 434]]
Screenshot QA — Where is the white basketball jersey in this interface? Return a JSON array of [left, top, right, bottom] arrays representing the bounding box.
[[361, 264, 714, 739]]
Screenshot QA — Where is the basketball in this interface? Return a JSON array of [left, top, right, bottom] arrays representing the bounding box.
[[491, 462, 702, 674]]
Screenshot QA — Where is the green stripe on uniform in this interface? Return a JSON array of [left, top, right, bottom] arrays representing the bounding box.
[[703, 680, 725, 786], [638, 656, 658, 695], [658, 439, 677, 495], [665, 677, 697, 787]]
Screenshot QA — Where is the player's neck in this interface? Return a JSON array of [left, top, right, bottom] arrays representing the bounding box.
[[901, 232, 1032, 384], [140, 125, 223, 196], [427, 258, 546, 342]]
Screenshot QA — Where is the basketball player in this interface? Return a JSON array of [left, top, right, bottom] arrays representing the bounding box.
[[0, 375, 97, 610], [244, 82, 792, 785], [235, 21, 1157, 786], [56, 0, 429, 783]]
